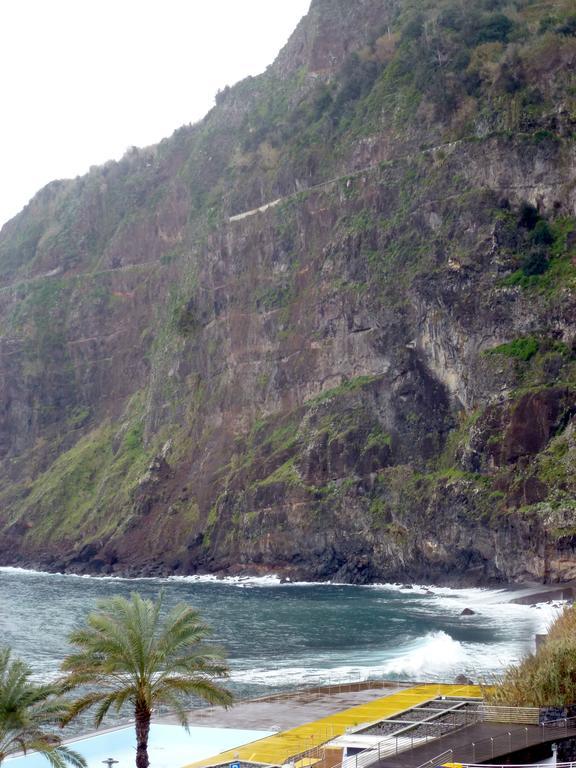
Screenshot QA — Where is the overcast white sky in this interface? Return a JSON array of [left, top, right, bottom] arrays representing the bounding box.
[[0, 0, 311, 229]]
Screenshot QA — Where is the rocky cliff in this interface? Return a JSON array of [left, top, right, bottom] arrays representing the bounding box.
[[1, 0, 576, 584]]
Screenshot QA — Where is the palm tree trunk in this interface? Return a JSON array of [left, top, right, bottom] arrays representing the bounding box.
[[135, 700, 151, 768]]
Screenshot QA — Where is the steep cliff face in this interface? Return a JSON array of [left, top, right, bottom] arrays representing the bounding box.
[[1, 0, 576, 583]]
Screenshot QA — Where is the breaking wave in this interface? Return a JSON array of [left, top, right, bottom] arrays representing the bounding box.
[[380, 631, 465, 677], [230, 631, 510, 687]]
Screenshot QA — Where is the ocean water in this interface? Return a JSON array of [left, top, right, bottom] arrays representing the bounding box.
[[0, 567, 563, 709]]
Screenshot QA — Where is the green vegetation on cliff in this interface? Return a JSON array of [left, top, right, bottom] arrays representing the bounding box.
[[0, 0, 575, 582]]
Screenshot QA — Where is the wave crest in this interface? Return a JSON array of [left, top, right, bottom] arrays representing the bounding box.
[[381, 631, 464, 677]]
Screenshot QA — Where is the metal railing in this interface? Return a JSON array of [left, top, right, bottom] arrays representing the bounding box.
[[291, 699, 484, 768], [463, 764, 576, 768], [321, 731, 440, 768], [286, 708, 576, 768], [233, 677, 413, 705], [416, 750, 454, 768], [153, 675, 421, 719], [157, 674, 482, 720], [542, 716, 576, 728], [337, 715, 480, 768], [481, 705, 540, 725], [466, 717, 576, 763], [329, 711, 576, 768]]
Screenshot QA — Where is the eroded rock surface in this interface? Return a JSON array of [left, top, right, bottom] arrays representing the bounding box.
[[1, 0, 576, 583]]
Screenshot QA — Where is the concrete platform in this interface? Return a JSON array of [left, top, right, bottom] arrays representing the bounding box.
[[182, 684, 482, 768], [160, 684, 411, 731]]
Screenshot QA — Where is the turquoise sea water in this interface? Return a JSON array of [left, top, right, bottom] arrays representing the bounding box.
[[0, 568, 561, 714]]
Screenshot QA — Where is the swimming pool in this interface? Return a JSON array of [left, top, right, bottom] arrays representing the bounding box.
[[6, 723, 274, 768]]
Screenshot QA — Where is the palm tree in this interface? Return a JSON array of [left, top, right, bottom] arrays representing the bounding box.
[[0, 648, 85, 768], [61, 592, 233, 768]]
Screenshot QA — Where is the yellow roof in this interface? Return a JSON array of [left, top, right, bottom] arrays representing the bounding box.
[[184, 683, 482, 768]]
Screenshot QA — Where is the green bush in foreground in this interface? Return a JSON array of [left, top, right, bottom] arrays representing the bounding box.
[[486, 605, 576, 707]]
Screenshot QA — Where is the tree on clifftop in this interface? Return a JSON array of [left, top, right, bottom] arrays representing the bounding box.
[[61, 593, 232, 768]]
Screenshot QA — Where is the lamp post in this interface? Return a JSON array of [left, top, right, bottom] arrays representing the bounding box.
[[102, 759, 119, 768]]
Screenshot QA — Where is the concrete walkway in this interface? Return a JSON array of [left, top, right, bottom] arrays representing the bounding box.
[[161, 684, 411, 731]]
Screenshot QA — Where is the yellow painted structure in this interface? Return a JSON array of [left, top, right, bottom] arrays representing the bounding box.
[[185, 683, 482, 768]]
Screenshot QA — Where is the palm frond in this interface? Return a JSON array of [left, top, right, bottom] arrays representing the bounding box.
[[29, 742, 87, 768], [0, 647, 87, 768], [155, 675, 233, 707], [61, 692, 114, 725], [61, 592, 233, 763]]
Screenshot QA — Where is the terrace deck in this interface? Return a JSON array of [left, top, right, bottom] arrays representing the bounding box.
[[184, 684, 481, 768], [376, 721, 576, 768]]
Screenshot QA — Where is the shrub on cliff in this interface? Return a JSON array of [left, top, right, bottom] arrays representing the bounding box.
[[557, 16, 576, 36], [466, 13, 516, 46], [518, 202, 539, 230], [531, 221, 555, 247], [330, 53, 381, 121], [486, 336, 540, 361], [522, 249, 549, 276]]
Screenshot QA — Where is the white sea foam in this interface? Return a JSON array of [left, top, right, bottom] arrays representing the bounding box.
[[0, 566, 153, 582], [0, 567, 284, 587], [0, 567, 568, 632], [0, 566, 55, 577], [369, 581, 565, 635], [167, 573, 285, 587], [376, 630, 520, 679], [228, 630, 514, 686], [380, 631, 465, 677], [168, 573, 340, 587], [371, 582, 559, 604], [0, 567, 328, 588]]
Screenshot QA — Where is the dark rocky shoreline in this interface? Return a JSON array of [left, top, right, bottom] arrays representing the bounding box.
[[3, 551, 575, 601]]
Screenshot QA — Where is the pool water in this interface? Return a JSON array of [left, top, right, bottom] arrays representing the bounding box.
[[6, 724, 274, 768]]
